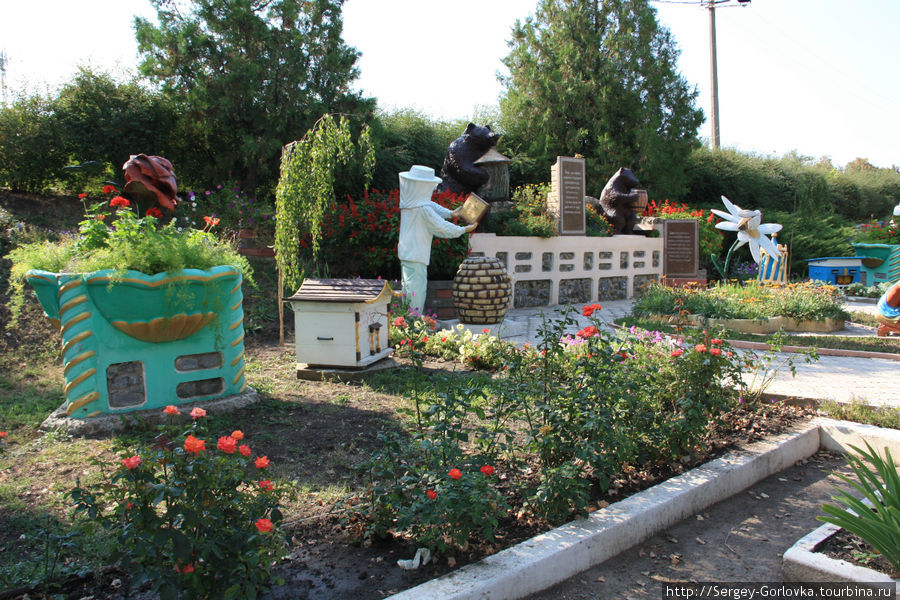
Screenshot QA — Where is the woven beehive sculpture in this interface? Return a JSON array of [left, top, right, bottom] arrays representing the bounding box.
[[452, 257, 512, 324]]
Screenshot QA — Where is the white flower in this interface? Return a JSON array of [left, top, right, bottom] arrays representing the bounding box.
[[711, 196, 783, 263]]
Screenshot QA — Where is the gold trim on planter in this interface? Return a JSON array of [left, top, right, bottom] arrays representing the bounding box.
[[67, 391, 100, 415], [231, 353, 244, 367], [59, 295, 88, 316], [232, 366, 245, 385], [64, 368, 96, 397], [58, 280, 83, 298], [230, 333, 244, 347], [231, 300, 242, 311], [87, 271, 236, 288], [229, 317, 243, 331], [64, 350, 95, 376], [61, 311, 91, 334], [111, 312, 217, 343], [62, 331, 93, 355]]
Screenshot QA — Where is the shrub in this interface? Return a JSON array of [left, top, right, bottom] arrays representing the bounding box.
[[854, 221, 900, 244], [0, 94, 66, 191], [186, 179, 275, 235], [71, 407, 285, 599]]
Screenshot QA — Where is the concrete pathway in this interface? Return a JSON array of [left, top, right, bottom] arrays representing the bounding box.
[[471, 298, 900, 409]]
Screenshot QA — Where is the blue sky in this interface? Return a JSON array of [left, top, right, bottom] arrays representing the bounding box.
[[2, 0, 898, 169]]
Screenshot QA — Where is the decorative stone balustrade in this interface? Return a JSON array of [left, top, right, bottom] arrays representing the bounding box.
[[468, 233, 663, 308]]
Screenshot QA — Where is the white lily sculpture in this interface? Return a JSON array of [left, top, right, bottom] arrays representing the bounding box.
[[710, 196, 783, 279]]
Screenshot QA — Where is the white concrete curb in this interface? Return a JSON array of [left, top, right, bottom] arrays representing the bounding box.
[[783, 521, 899, 596], [388, 422, 822, 600]]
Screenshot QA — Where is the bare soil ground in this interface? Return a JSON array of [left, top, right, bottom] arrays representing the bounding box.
[[527, 451, 855, 600]]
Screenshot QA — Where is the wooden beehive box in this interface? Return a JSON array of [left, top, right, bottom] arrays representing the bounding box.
[[287, 279, 399, 369]]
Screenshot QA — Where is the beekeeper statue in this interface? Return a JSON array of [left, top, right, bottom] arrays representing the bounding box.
[[398, 165, 476, 314]]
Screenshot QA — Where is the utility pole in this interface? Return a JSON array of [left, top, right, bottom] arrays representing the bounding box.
[[707, 1, 720, 149], [704, 0, 750, 150], [0, 50, 7, 108]]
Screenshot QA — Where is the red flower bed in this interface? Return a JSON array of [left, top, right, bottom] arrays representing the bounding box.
[[306, 189, 470, 280]]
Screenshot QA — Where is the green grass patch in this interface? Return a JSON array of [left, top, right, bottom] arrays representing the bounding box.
[[819, 399, 900, 430]]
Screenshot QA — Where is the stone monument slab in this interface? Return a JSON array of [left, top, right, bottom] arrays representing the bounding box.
[[546, 156, 586, 235], [662, 219, 699, 278]]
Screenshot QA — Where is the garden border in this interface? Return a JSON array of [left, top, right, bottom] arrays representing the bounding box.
[[388, 418, 900, 600]]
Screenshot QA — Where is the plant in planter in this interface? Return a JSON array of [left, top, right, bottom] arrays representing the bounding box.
[[819, 442, 900, 577], [8, 163, 253, 419]]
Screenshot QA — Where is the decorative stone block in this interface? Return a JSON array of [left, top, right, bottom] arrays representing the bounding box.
[[598, 276, 628, 301], [559, 278, 592, 305], [514, 280, 552, 308]]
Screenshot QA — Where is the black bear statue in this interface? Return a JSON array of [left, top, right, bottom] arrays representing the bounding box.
[[437, 123, 501, 196], [597, 167, 642, 235]]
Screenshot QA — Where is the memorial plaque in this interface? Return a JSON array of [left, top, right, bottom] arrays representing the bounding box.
[[663, 220, 699, 277], [547, 156, 586, 235]]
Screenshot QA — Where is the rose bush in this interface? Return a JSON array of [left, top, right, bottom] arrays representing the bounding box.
[[71, 406, 285, 600]]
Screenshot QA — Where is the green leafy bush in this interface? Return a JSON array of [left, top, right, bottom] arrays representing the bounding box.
[[349, 304, 761, 542], [0, 94, 66, 191], [71, 406, 286, 599]]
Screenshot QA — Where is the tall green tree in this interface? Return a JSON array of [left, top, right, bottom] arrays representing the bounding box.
[[135, 0, 371, 192], [499, 0, 703, 199]]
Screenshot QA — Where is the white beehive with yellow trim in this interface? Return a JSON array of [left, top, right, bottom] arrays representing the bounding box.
[[288, 279, 399, 369]]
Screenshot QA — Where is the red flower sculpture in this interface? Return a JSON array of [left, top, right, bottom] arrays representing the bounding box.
[[123, 154, 178, 212]]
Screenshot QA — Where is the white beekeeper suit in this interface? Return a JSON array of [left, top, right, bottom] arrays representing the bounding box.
[[398, 165, 474, 313]]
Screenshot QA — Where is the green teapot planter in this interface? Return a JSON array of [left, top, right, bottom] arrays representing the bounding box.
[[25, 265, 247, 419]]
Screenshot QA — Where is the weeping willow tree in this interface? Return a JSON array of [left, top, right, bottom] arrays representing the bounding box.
[[274, 114, 375, 343]]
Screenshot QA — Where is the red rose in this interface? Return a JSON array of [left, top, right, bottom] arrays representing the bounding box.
[[239, 444, 252, 457], [480, 465, 495, 476], [426, 489, 437, 500], [255, 456, 270, 469], [694, 344, 708, 353], [190, 407, 206, 419], [710, 348, 722, 357], [232, 430, 245, 440], [448, 468, 462, 480], [255, 518, 274, 533], [670, 349, 684, 358], [110, 196, 130, 208], [163, 405, 179, 415], [121, 455, 141, 469], [184, 434, 205, 456], [217, 436, 237, 454], [258, 480, 274, 492]]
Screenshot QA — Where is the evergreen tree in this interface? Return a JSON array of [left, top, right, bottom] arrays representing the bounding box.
[[499, 0, 703, 199], [135, 0, 371, 192]]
